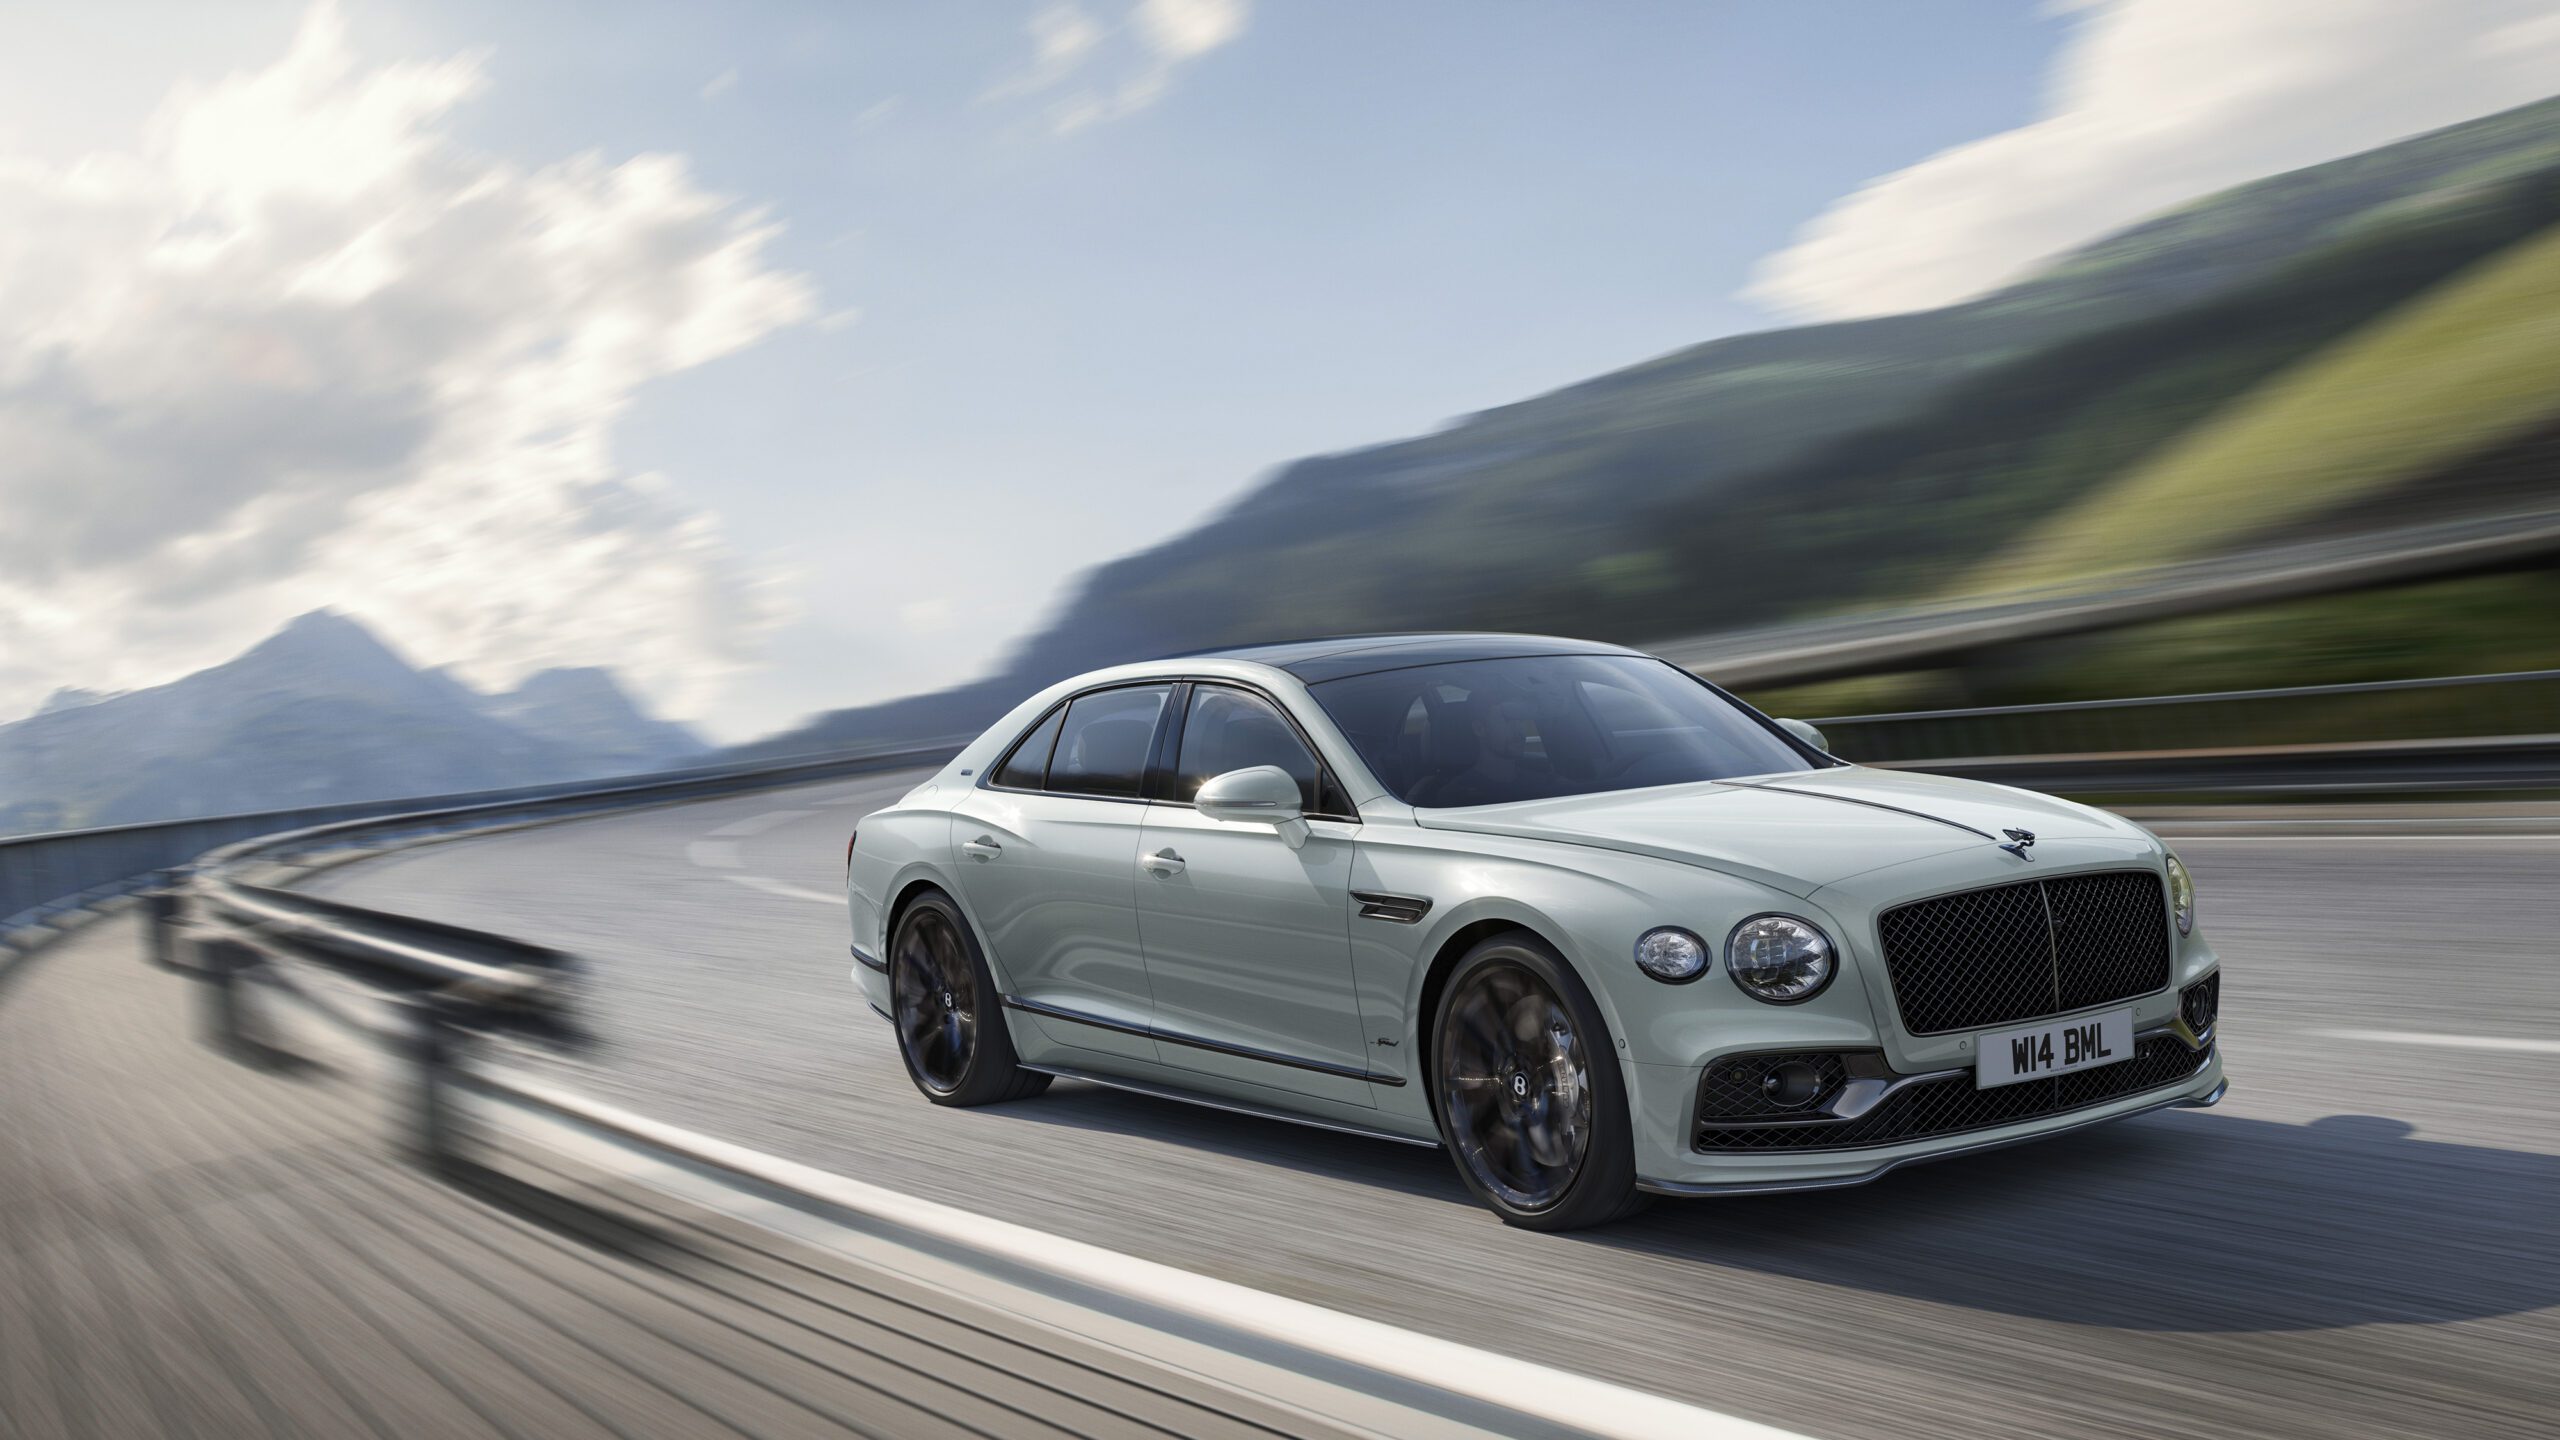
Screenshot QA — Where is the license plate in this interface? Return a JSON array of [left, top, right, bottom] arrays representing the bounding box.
[[1976, 1009, 2134, 1089]]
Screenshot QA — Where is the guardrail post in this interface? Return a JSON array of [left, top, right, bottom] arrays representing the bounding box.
[[144, 882, 183, 969], [198, 935, 254, 1053], [403, 995, 466, 1174]]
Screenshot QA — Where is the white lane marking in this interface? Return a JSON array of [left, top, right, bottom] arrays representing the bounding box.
[[481, 1074, 1807, 1440], [725, 874, 842, 906], [710, 809, 815, 838], [2318, 1028, 2560, 1055], [685, 840, 744, 870]]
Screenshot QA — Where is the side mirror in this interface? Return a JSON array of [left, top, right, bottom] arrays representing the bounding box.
[[1776, 717, 1829, 754], [1194, 765, 1310, 850]]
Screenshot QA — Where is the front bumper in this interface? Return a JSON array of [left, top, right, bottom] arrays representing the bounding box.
[[1630, 1012, 2224, 1196]]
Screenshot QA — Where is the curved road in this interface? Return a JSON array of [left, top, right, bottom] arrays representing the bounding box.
[[309, 772, 2560, 1440]]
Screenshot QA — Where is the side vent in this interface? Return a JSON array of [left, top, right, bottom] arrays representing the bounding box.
[[1351, 891, 1432, 925]]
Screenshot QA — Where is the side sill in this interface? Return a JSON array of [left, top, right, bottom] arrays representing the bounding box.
[[1001, 994, 1406, 1087], [1022, 1063, 1441, 1150]]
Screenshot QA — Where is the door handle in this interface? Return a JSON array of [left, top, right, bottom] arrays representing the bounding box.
[[961, 836, 1002, 862], [1143, 848, 1186, 876]]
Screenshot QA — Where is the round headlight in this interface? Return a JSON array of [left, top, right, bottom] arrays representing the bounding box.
[[1725, 915, 1835, 1004], [2165, 854, 2195, 935], [1633, 927, 1709, 983]]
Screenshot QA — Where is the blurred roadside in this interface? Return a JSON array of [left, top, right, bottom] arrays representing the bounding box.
[[10, 97, 2560, 832], [744, 96, 2560, 766]]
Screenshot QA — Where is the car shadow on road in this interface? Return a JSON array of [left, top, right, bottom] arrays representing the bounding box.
[[1008, 1080, 2558, 1334], [1586, 1106, 2558, 1333]]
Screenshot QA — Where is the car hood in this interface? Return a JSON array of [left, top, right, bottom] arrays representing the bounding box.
[[1411, 766, 2140, 896]]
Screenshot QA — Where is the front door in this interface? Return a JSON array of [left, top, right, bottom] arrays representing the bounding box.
[[1134, 684, 1376, 1106], [948, 684, 1173, 1063]]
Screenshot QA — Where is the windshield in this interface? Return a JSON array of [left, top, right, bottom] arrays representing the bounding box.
[[1308, 654, 1820, 808]]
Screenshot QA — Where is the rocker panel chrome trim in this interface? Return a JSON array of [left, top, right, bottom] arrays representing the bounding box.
[[1000, 994, 1408, 1087], [1022, 1064, 1442, 1149]]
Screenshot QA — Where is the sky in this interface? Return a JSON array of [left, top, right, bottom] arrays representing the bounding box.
[[4, 0, 2559, 742]]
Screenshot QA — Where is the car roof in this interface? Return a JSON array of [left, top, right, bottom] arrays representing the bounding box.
[[1172, 632, 1646, 684]]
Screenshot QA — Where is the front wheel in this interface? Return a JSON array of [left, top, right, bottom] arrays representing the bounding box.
[[1431, 932, 1646, 1230], [889, 890, 1050, 1106]]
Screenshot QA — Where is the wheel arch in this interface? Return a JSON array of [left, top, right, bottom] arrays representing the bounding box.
[[883, 867, 1018, 989], [1408, 902, 1630, 1117]]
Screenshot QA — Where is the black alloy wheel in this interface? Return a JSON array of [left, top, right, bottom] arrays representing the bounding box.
[[888, 890, 1049, 1106], [1432, 932, 1643, 1229]]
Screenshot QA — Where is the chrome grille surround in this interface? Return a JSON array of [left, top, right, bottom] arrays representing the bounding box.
[[1876, 868, 2173, 1035]]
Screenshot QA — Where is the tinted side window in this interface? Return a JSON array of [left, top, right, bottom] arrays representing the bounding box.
[[1174, 686, 1323, 813], [992, 707, 1064, 789], [1048, 686, 1172, 798]]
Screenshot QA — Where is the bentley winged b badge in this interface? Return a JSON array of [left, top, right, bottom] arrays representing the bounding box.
[[1999, 826, 2037, 860]]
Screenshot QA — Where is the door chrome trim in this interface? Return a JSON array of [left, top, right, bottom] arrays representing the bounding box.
[[1000, 994, 1407, 1087], [1000, 992, 1153, 1040], [1022, 1064, 1441, 1148]]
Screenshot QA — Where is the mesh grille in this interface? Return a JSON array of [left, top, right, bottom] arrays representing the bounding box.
[[1877, 869, 2172, 1035], [1696, 1052, 1851, 1120], [2181, 971, 2220, 1032], [2050, 872, 2175, 1011], [1695, 1036, 2209, 1152]]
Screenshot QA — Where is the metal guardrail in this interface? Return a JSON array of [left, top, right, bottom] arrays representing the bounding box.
[[1807, 669, 2560, 768], [12, 668, 2560, 951], [2, 737, 965, 944], [1655, 505, 2560, 688], [143, 838, 1728, 1440]]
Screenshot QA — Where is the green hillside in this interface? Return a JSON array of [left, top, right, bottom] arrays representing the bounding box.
[[1975, 216, 2560, 593], [740, 96, 2560, 759]]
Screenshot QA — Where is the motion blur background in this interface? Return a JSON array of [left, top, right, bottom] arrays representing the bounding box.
[[5, 4, 2559, 1439], [6, 0, 2560, 818]]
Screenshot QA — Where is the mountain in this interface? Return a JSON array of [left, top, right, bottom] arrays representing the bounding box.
[[473, 666, 707, 775], [739, 96, 2560, 760], [0, 611, 700, 834], [34, 687, 120, 716]]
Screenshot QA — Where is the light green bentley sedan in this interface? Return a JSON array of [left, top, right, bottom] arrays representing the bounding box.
[[846, 634, 2224, 1229]]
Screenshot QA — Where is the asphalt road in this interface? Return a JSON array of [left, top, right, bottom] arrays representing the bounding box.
[[309, 772, 2560, 1440]]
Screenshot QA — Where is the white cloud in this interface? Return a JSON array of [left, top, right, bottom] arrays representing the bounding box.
[[1746, 0, 2560, 320], [0, 3, 816, 723], [700, 67, 738, 101], [988, 0, 1247, 134]]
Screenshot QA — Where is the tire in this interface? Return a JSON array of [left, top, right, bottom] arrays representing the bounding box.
[[1429, 931, 1648, 1230], [889, 890, 1051, 1106]]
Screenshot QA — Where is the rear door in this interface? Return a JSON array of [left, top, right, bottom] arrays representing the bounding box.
[[948, 684, 1173, 1063], [1134, 683, 1377, 1106]]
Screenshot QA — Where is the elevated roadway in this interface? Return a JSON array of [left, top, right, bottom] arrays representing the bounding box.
[[303, 770, 2560, 1440]]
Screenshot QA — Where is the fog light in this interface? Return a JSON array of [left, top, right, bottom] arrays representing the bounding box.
[[1761, 1060, 1825, 1108]]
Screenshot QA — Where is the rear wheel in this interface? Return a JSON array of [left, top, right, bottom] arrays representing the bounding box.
[[890, 891, 1049, 1106], [1431, 932, 1645, 1230]]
